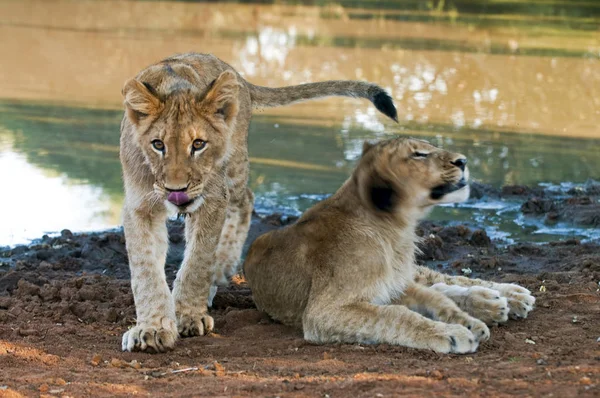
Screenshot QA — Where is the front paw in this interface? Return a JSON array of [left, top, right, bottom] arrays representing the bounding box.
[[429, 323, 478, 354], [465, 286, 509, 325], [177, 311, 215, 337], [441, 308, 490, 342], [121, 317, 178, 353], [493, 283, 536, 319], [454, 314, 490, 342]]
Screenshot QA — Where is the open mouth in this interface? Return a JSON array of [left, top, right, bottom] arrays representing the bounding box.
[[430, 179, 468, 200]]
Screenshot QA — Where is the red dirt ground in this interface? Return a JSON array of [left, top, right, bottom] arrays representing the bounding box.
[[1, 184, 599, 397]]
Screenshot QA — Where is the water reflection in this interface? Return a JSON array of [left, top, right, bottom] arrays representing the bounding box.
[[0, 0, 599, 245], [0, 149, 118, 246], [1, 100, 598, 245]]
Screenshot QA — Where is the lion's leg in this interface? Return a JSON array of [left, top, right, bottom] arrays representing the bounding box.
[[393, 283, 489, 342], [172, 194, 228, 337], [414, 265, 535, 323], [303, 295, 478, 354], [213, 188, 254, 288], [121, 204, 178, 353]]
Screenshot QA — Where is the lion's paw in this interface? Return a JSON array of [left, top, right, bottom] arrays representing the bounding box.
[[429, 323, 478, 354], [493, 283, 535, 319], [451, 312, 490, 342], [465, 286, 509, 325], [121, 317, 178, 353], [177, 312, 215, 337]]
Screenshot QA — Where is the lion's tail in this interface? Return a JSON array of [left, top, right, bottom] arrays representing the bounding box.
[[247, 80, 398, 122]]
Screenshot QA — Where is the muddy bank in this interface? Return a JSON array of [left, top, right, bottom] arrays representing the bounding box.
[[0, 183, 599, 396], [471, 179, 600, 228]]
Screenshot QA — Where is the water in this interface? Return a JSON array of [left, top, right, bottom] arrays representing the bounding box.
[[0, 0, 599, 246]]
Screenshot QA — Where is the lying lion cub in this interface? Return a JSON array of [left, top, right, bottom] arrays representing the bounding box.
[[244, 137, 535, 354]]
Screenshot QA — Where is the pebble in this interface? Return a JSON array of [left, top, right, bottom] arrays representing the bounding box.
[[90, 354, 102, 366], [213, 361, 225, 376], [129, 360, 142, 370], [580, 377, 592, 385], [110, 358, 127, 368]]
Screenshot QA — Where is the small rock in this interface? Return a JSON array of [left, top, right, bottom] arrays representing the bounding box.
[[110, 358, 127, 368], [18, 328, 39, 337], [54, 378, 67, 386], [11, 245, 29, 255], [580, 377, 592, 385], [525, 339, 536, 345], [90, 354, 102, 366], [129, 360, 141, 370], [503, 332, 517, 343], [213, 361, 225, 376], [38, 261, 54, 271], [470, 230, 491, 247], [36, 250, 52, 261], [104, 308, 119, 323], [60, 229, 74, 238], [429, 370, 444, 380], [536, 359, 547, 366], [39, 384, 49, 393]]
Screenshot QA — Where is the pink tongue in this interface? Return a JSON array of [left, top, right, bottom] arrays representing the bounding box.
[[167, 191, 190, 206]]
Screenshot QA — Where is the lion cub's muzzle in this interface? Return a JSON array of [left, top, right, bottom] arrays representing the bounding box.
[[159, 182, 206, 214], [163, 185, 189, 204], [162, 185, 197, 211], [430, 156, 469, 200]]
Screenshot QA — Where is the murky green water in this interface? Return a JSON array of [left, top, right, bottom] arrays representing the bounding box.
[[0, 0, 599, 245], [1, 99, 599, 245]]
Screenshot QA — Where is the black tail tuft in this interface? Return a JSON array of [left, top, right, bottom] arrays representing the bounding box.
[[373, 91, 398, 123]]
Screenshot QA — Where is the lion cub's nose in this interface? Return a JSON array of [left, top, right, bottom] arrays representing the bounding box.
[[451, 157, 467, 171], [165, 186, 190, 205]]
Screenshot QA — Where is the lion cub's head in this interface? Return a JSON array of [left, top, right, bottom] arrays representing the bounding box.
[[122, 68, 241, 213], [356, 137, 470, 215]]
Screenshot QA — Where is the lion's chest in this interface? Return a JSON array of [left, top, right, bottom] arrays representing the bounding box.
[[370, 239, 416, 305]]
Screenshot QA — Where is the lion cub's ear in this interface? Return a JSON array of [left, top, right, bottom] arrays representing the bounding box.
[[357, 166, 401, 214], [202, 70, 241, 125], [122, 79, 163, 125], [362, 141, 375, 156]]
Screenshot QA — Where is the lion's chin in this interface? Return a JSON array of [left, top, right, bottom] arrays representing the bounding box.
[[165, 196, 205, 215], [432, 183, 470, 205]]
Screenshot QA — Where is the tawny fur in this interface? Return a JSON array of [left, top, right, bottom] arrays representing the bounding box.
[[119, 53, 397, 352], [244, 138, 535, 354]]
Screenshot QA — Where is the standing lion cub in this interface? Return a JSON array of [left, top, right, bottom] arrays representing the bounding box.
[[119, 53, 397, 352], [244, 137, 535, 354]]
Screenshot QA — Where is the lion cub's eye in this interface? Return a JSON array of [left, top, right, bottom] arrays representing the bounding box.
[[191, 139, 207, 154], [413, 151, 429, 158], [151, 140, 165, 152]]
